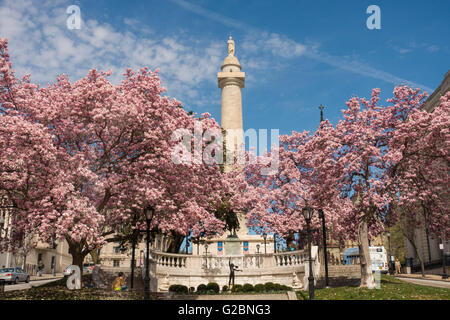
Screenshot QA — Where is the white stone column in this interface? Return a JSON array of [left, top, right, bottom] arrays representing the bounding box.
[[218, 36, 245, 173]]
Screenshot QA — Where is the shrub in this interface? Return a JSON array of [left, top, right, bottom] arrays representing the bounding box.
[[231, 284, 243, 293], [264, 282, 276, 292], [254, 284, 265, 292], [272, 283, 283, 291], [169, 284, 188, 294], [281, 285, 292, 291], [206, 282, 220, 294], [196, 284, 207, 294], [242, 283, 254, 292], [222, 285, 229, 293]]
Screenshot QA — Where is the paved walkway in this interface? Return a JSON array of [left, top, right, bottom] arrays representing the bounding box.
[[3, 278, 62, 292], [396, 276, 450, 289], [30, 273, 64, 282], [161, 293, 294, 300], [395, 273, 450, 282]]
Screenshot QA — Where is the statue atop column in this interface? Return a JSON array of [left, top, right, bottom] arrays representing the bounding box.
[[227, 36, 235, 56]]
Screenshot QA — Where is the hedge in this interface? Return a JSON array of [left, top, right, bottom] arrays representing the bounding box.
[[168, 284, 188, 294], [206, 282, 220, 294], [242, 283, 254, 292], [254, 284, 265, 292], [231, 284, 243, 293], [196, 284, 207, 293]]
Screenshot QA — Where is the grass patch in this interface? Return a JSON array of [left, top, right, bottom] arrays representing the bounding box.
[[296, 275, 450, 300], [0, 275, 153, 300], [0, 286, 151, 300]]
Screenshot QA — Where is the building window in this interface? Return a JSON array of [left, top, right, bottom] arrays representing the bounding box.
[[113, 247, 120, 254], [113, 260, 120, 267]]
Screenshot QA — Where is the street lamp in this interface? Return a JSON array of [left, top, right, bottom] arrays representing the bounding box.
[[441, 240, 448, 280], [185, 237, 190, 255], [204, 243, 209, 269], [263, 233, 267, 254], [256, 244, 261, 267], [273, 233, 277, 253], [387, 232, 394, 275], [318, 209, 329, 287], [130, 213, 138, 289], [302, 205, 315, 300], [144, 206, 155, 300]]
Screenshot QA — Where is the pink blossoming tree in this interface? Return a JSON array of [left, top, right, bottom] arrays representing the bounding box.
[[0, 38, 228, 271]]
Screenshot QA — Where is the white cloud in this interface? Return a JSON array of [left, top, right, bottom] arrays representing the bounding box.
[[0, 0, 224, 110]]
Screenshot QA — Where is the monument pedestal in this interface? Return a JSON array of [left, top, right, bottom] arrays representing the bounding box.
[[224, 236, 241, 256]]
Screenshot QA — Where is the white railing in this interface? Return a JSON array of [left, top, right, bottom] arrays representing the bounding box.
[[274, 251, 307, 267], [149, 249, 309, 271], [151, 251, 188, 268]]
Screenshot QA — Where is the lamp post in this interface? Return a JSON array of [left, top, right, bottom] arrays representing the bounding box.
[[273, 234, 277, 253], [387, 232, 394, 275], [318, 209, 329, 287], [441, 239, 448, 279], [144, 206, 154, 300], [185, 237, 190, 255], [302, 205, 315, 300], [256, 244, 261, 267], [130, 213, 138, 289], [263, 233, 267, 254], [204, 243, 209, 269]]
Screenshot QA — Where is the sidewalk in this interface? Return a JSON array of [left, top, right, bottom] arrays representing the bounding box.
[[395, 273, 450, 282], [30, 273, 64, 282]]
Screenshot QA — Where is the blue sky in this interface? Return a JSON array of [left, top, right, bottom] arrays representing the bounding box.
[[0, 0, 449, 137]]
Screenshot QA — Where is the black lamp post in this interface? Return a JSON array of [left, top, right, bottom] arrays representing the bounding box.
[[387, 232, 394, 275], [263, 233, 267, 254], [318, 209, 329, 287], [302, 205, 315, 300], [130, 213, 138, 289], [144, 206, 154, 300], [185, 237, 190, 255], [441, 240, 448, 279], [256, 244, 261, 267], [273, 233, 277, 253], [204, 243, 209, 269]]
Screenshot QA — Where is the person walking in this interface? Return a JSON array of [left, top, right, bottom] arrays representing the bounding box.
[[395, 258, 402, 274], [38, 260, 44, 277]]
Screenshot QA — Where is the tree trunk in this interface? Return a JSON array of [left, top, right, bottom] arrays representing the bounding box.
[[404, 233, 425, 277], [167, 233, 184, 253], [89, 249, 100, 264], [68, 241, 87, 276], [22, 254, 27, 271], [358, 218, 375, 288]]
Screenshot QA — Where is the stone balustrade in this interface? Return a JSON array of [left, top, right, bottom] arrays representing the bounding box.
[[146, 248, 319, 291], [149, 249, 312, 272], [152, 251, 188, 268], [274, 251, 307, 267]]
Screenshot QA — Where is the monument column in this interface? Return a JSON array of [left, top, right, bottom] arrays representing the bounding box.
[[218, 36, 245, 173]]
